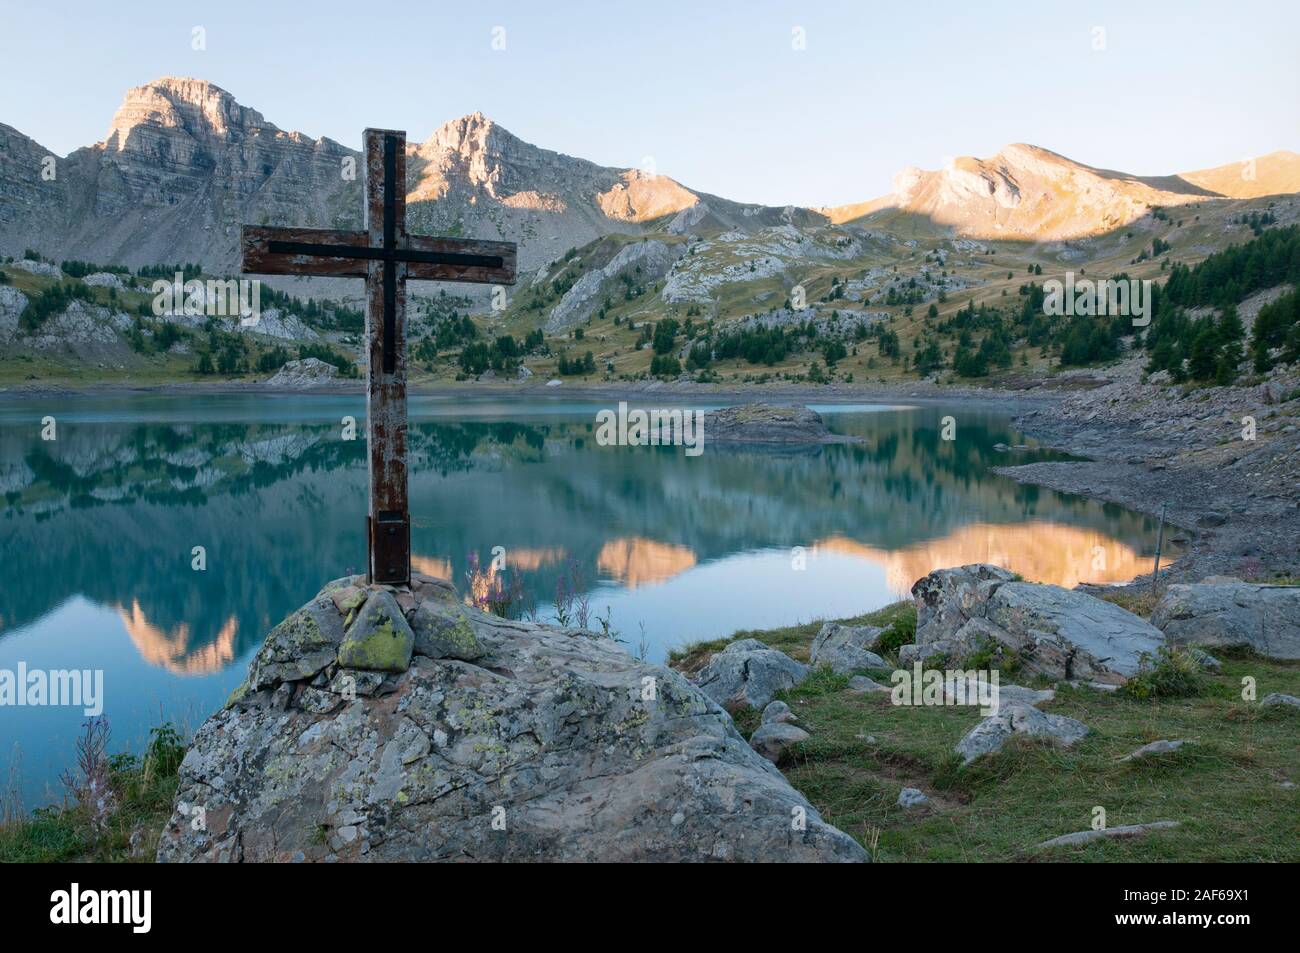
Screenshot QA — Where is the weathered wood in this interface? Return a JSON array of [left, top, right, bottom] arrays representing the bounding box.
[[244, 226, 515, 283], [242, 226, 370, 277], [238, 126, 516, 587], [363, 129, 410, 583]]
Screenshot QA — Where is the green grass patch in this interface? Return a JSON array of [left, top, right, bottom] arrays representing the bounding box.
[[670, 603, 1300, 862]]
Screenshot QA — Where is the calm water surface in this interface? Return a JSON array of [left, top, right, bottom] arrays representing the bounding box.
[[0, 394, 1170, 806]]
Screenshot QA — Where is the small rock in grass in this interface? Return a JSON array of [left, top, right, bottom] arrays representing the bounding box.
[[1116, 739, 1190, 762], [749, 722, 810, 763], [1032, 821, 1178, 851], [955, 704, 1089, 764], [898, 787, 929, 809], [1261, 692, 1300, 709], [1184, 646, 1222, 672], [761, 700, 798, 725], [848, 675, 891, 694]]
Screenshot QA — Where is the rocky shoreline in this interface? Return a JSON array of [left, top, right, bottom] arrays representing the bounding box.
[[996, 358, 1300, 585]]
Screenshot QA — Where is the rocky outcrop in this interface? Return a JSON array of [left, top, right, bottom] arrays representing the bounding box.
[[23, 300, 133, 354], [1151, 583, 1300, 660], [0, 286, 26, 343], [811, 622, 887, 674], [906, 564, 1166, 683], [242, 306, 319, 341], [82, 271, 127, 292], [692, 639, 810, 711], [158, 575, 867, 863], [265, 357, 339, 389], [705, 405, 862, 446], [9, 258, 63, 278], [544, 239, 681, 331], [954, 703, 1089, 764]]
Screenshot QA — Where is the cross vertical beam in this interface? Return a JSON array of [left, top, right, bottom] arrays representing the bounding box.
[[364, 129, 410, 585], [239, 126, 515, 592]]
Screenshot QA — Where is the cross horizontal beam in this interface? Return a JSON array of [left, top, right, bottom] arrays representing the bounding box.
[[241, 226, 516, 284]]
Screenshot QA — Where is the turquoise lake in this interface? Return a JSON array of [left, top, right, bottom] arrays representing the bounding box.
[[0, 394, 1170, 807]]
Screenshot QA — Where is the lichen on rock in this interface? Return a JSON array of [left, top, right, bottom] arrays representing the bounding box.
[[158, 573, 867, 863]]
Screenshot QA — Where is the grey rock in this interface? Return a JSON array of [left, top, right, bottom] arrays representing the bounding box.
[[848, 675, 891, 694], [1032, 821, 1179, 851], [82, 271, 126, 291], [247, 596, 345, 690], [266, 357, 339, 389], [1184, 646, 1223, 671], [1116, 739, 1190, 762], [1261, 692, 1300, 709], [9, 258, 62, 278], [912, 564, 1018, 646], [942, 677, 1055, 710], [337, 589, 415, 672], [1151, 583, 1300, 660], [955, 704, 1089, 764], [910, 564, 1166, 683], [408, 601, 485, 661], [159, 580, 867, 862], [761, 700, 798, 725], [694, 641, 809, 711], [749, 723, 810, 764], [0, 286, 28, 344], [897, 787, 929, 809], [811, 622, 888, 674]]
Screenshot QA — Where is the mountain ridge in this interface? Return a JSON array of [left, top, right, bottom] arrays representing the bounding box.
[[2, 76, 1297, 273]]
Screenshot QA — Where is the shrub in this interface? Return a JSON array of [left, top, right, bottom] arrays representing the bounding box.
[[876, 614, 916, 657], [1122, 647, 1205, 699]]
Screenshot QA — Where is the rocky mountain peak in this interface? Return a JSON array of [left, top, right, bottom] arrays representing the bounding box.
[[105, 77, 275, 151], [420, 112, 522, 165]]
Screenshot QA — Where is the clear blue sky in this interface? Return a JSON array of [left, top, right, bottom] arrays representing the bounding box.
[[2, 0, 1296, 207]]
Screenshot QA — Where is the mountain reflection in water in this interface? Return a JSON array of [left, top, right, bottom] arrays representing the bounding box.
[[0, 395, 1174, 805]]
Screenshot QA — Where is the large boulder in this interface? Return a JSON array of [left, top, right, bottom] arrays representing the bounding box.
[[1150, 583, 1300, 660], [693, 639, 810, 711], [811, 623, 887, 674], [158, 576, 865, 863], [906, 564, 1166, 684]]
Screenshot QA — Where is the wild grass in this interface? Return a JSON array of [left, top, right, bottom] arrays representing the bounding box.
[[670, 600, 1300, 862], [0, 719, 185, 863]]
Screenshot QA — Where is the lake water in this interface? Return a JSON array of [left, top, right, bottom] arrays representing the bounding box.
[[0, 394, 1170, 807]]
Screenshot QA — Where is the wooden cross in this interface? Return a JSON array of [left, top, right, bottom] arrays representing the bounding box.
[[241, 128, 516, 585]]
